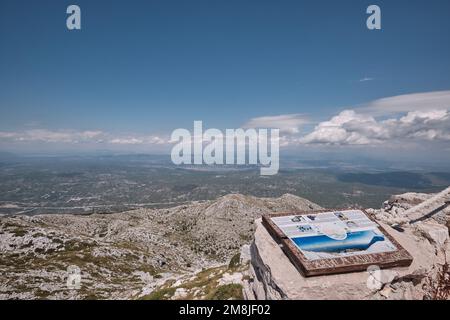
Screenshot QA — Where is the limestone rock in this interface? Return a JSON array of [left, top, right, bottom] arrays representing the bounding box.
[[375, 190, 450, 225], [244, 217, 449, 300], [244, 188, 450, 300], [240, 244, 251, 264], [218, 272, 243, 286], [0, 193, 320, 300], [172, 288, 188, 300], [415, 221, 449, 247]]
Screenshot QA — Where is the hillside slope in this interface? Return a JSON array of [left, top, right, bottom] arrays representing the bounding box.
[[0, 193, 321, 299]]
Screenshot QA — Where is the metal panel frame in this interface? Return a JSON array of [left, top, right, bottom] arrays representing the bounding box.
[[262, 209, 413, 277]]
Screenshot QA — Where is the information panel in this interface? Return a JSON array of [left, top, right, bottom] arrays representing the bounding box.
[[262, 210, 413, 277]]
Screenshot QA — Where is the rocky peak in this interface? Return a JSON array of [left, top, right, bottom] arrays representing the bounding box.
[[0, 193, 318, 300]]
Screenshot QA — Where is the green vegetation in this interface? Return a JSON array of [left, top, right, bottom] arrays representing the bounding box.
[[2, 155, 450, 215], [1, 222, 28, 237], [141, 260, 247, 301], [228, 253, 240, 269], [337, 172, 433, 189], [209, 284, 243, 300], [141, 287, 176, 300]]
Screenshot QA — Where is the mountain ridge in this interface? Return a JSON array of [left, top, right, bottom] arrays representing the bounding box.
[[0, 193, 321, 299]]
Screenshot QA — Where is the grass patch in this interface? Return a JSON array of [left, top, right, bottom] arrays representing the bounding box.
[[140, 264, 249, 300], [141, 287, 176, 300], [209, 284, 243, 300], [1, 222, 29, 237], [12, 229, 27, 237], [228, 253, 240, 270]]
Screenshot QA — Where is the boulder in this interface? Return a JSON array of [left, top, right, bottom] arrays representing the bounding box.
[[172, 287, 188, 300], [218, 272, 243, 286], [415, 221, 449, 247], [240, 244, 251, 264]]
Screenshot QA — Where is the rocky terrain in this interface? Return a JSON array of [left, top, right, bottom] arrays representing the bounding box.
[[2, 189, 449, 300], [243, 189, 450, 300], [0, 193, 320, 299]]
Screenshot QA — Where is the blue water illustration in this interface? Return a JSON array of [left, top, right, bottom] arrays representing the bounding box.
[[292, 230, 385, 253]]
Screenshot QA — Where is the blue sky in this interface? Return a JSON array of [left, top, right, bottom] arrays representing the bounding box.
[[1, 0, 450, 157]]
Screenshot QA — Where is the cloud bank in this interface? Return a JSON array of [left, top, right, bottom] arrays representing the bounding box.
[[0, 129, 168, 146], [296, 90, 450, 146], [1, 91, 449, 151], [300, 109, 450, 145], [360, 90, 450, 116], [242, 114, 308, 134]]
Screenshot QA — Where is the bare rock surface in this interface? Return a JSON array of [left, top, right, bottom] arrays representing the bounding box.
[[3, 188, 449, 300], [244, 188, 450, 300], [0, 193, 320, 300], [372, 189, 450, 225]]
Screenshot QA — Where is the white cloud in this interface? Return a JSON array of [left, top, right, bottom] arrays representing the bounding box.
[[0, 129, 168, 146], [109, 135, 167, 145], [0, 132, 19, 139], [109, 138, 144, 145], [297, 90, 450, 146], [359, 77, 374, 82], [299, 110, 384, 145], [0, 129, 105, 143], [299, 109, 450, 145], [3, 90, 450, 151], [148, 136, 167, 145], [359, 90, 450, 116], [79, 131, 104, 139], [242, 114, 308, 134]]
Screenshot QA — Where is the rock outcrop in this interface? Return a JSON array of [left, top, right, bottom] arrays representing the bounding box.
[[373, 189, 450, 225], [0, 193, 321, 300], [2, 189, 449, 300], [243, 188, 450, 300]]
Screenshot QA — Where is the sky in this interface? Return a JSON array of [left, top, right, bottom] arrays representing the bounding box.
[[1, 0, 450, 160]]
